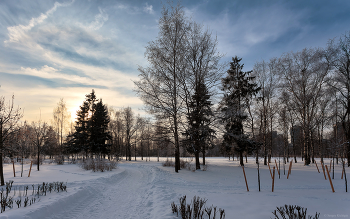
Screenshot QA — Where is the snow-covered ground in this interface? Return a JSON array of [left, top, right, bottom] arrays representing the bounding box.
[[0, 157, 348, 219]]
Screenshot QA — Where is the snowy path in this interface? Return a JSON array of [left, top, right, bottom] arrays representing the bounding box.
[[24, 162, 174, 219]]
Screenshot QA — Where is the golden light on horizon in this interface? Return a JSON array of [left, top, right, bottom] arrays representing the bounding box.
[[69, 105, 80, 123]]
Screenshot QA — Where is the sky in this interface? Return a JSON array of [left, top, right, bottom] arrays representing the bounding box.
[[0, 0, 349, 123]]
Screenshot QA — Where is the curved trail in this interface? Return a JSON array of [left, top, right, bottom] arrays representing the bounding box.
[[25, 162, 175, 219]]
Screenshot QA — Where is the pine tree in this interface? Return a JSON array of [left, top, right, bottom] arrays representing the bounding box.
[[183, 80, 215, 169], [220, 56, 260, 166]]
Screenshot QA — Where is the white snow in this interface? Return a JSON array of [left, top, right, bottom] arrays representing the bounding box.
[[0, 157, 348, 219]]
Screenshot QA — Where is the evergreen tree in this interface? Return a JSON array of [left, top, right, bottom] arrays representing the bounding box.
[[220, 56, 260, 166], [66, 90, 110, 159], [90, 99, 111, 157], [67, 101, 89, 156], [182, 80, 215, 169]]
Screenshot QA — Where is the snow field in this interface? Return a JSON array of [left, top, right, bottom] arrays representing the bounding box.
[[0, 157, 348, 219]]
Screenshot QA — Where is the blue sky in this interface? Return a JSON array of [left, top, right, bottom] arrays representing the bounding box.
[[0, 0, 349, 123]]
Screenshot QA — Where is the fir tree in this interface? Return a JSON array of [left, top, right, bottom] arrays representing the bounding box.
[[182, 80, 215, 169], [220, 56, 260, 166]]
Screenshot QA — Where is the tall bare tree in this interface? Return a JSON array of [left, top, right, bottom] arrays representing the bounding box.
[[123, 107, 140, 161], [0, 95, 23, 185], [134, 3, 189, 172], [31, 119, 48, 171], [181, 21, 223, 169], [109, 108, 124, 160], [278, 48, 330, 165], [53, 98, 70, 157], [253, 59, 279, 165]]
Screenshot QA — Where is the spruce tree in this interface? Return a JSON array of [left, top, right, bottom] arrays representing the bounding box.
[[67, 101, 89, 156], [183, 80, 215, 169], [90, 99, 111, 157], [220, 56, 260, 166], [66, 90, 110, 159]]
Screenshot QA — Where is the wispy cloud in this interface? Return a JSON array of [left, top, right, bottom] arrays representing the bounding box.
[[189, 3, 308, 57], [114, 2, 155, 15], [143, 3, 154, 15], [5, 1, 74, 44], [87, 7, 108, 30]]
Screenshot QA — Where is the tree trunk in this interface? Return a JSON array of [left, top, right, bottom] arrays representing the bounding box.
[[174, 113, 180, 172], [240, 151, 244, 166], [37, 144, 40, 171], [128, 142, 131, 161], [348, 143, 350, 167], [141, 141, 144, 161], [202, 145, 206, 166], [0, 122, 4, 186], [195, 149, 200, 170]]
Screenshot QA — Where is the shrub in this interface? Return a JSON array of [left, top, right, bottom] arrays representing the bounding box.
[[162, 158, 174, 167], [0, 181, 67, 213], [79, 158, 117, 172], [162, 159, 197, 171], [54, 155, 64, 165], [272, 205, 320, 219], [171, 195, 225, 219], [31, 156, 44, 165], [3, 157, 11, 164], [180, 159, 190, 169]]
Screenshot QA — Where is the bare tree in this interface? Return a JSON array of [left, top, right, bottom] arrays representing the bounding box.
[[123, 107, 141, 161], [16, 122, 32, 176], [109, 108, 124, 160], [326, 32, 350, 166], [134, 3, 189, 172], [31, 120, 48, 171], [0, 95, 23, 185], [153, 117, 172, 161], [53, 98, 70, 158], [253, 59, 279, 165], [278, 48, 330, 165], [181, 21, 223, 169]]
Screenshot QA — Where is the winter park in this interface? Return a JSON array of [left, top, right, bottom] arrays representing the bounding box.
[[1, 0, 350, 218]]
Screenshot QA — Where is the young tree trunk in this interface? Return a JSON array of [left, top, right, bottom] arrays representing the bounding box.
[[240, 151, 244, 166], [128, 142, 131, 161], [195, 149, 200, 170], [0, 122, 4, 186], [174, 118, 181, 172], [37, 144, 40, 171], [202, 145, 206, 166]]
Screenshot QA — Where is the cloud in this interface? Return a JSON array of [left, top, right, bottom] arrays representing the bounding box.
[[19, 65, 95, 85], [5, 1, 74, 44], [188, 3, 308, 57], [114, 2, 155, 15], [88, 7, 109, 30], [143, 3, 154, 15]]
